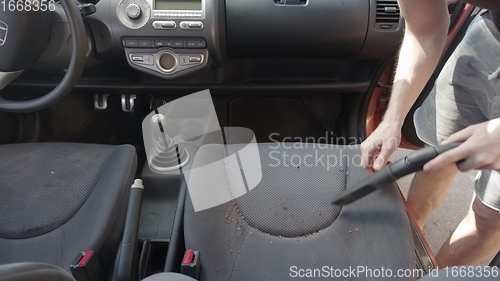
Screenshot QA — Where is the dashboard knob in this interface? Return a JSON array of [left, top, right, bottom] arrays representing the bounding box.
[[158, 53, 177, 72], [126, 3, 141, 19]]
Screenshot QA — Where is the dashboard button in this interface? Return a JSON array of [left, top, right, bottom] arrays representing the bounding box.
[[180, 21, 204, 30], [154, 39, 166, 47], [195, 40, 206, 48], [123, 39, 139, 48], [130, 54, 154, 66], [153, 21, 176, 29], [186, 40, 197, 48], [161, 21, 176, 29], [189, 56, 202, 63], [131, 56, 144, 62], [165, 40, 174, 47], [139, 39, 153, 48], [158, 52, 177, 72], [173, 40, 185, 48], [125, 3, 141, 19], [188, 22, 203, 29], [179, 55, 202, 66]]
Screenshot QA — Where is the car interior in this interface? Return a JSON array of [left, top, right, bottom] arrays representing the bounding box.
[[0, 0, 499, 280]]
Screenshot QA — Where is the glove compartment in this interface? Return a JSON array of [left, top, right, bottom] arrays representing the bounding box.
[[226, 0, 369, 58]]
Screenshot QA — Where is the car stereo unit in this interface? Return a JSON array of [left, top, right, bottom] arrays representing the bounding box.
[[117, 0, 205, 29]]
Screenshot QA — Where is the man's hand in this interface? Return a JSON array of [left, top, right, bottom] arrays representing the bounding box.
[[360, 120, 402, 173], [424, 119, 500, 172]]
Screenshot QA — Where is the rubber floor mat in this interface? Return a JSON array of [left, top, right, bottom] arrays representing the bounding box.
[[229, 98, 327, 143]]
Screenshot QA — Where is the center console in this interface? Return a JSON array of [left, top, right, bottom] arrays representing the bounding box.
[[109, 0, 218, 79]]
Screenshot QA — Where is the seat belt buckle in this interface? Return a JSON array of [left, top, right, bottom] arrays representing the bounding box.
[[70, 250, 101, 281], [181, 250, 200, 280]]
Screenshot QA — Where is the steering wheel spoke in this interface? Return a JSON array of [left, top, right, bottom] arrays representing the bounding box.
[[0, 71, 22, 91]]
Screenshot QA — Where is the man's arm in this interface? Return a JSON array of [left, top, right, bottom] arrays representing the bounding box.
[[360, 0, 450, 172], [385, 0, 450, 125]]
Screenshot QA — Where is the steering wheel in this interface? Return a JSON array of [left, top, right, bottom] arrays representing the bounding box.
[[0, 0, 87, 113]]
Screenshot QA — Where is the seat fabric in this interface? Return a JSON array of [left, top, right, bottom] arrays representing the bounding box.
[[0, 263, 75, 281], [184, 143, 415, 281], [0, 143, 137, 278], [142, 272, 198, 281]]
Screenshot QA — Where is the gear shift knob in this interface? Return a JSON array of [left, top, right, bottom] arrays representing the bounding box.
[[148, 113, 189, 172]]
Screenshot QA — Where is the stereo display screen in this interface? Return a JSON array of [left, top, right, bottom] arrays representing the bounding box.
[[155, 0, 202, 10]]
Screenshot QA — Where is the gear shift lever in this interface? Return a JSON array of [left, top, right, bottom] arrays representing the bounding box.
[[148, 113, 189, 172]]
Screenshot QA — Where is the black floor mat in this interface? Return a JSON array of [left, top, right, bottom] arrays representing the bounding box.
[[72, 109, 146, 167], [43, 94, 146, 169], [229, 98, 327, 143]]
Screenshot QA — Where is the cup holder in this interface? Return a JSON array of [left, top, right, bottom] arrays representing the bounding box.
[[139, 239, 169, 279]]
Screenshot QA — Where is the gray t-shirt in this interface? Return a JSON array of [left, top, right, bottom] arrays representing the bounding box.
[[491, 11, 500, 30], [413, 11, 500, 211], [464, 0, 500, 29]]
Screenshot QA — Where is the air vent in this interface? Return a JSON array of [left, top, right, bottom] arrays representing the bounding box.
[[376, 0, 400, 23]]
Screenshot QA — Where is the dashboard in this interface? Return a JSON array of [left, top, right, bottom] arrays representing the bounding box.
[[83, 0, 403, 81]]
